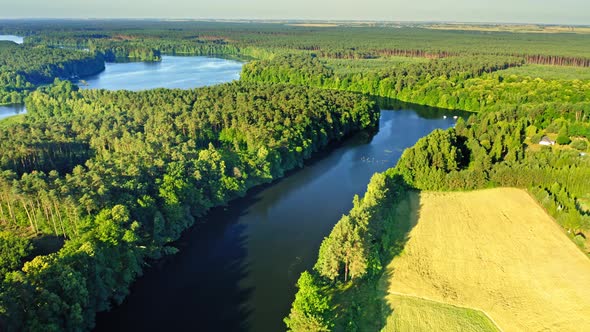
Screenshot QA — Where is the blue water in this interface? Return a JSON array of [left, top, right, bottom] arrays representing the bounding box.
[[78, 56, 243, 91], [0, 35, 24, 44], [94, 106, 467, 332], [0, 56, 243, 119], [0, 104, 26, 120]]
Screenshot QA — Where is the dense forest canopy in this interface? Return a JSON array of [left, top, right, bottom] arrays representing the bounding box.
[[2, 20, 590, 64], [0, 20, 588, 331], [271, 30, 590, 332], [0, 41, 104, 104], [1, 20, 589, 54], [0, 79, 376, 331], [286, 108, 590, 331]]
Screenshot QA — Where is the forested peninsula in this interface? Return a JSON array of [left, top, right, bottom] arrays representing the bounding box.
[[0, 41, 104, 105]]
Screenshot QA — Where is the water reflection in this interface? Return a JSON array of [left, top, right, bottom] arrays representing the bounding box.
[[78, 56, 243, 91], [0, 35, 24, 44], [94, 105, 464, 332], [0, 104, 26, 120]]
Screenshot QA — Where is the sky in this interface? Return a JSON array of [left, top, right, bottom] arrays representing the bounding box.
[[1, 0, 589, 25]]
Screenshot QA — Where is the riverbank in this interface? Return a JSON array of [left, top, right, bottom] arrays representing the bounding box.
[[94, 105, 462, 332], [0, 82, 379, 331]]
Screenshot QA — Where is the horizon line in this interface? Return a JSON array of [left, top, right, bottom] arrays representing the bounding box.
[[0, 17, 588, 27]]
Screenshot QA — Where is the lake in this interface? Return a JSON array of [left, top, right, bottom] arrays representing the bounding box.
[[0, 35, 24, 44], [78, 56, 243, 91], [94, 103, 466, 332], [0, 103, 26, 120], [0, 56, 243, 120], [0, 35, 26, 120]]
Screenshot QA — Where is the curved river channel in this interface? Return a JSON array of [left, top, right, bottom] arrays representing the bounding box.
[[93, 99, 466, 331]]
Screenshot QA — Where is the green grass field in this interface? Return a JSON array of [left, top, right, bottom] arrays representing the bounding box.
[[497, 64, 590, 80], [0, 114, 25, 128], [324, 57, 429, 75], [383, 294, 500, 332]]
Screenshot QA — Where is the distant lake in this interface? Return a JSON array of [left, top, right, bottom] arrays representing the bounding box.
[[0, 56, 243, 120], [0, 104, 26, 120], [78, 56, 243, 91], [0, 35, 24, 44]]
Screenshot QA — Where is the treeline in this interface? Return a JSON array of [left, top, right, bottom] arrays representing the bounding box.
[[95, 43, 161, 62], [524, 54, 590, 67], [285, 170, 412, 331], [91, 39, 242, 59], [396, 112, 590, 231], [242, 54, 590, 125], [0, 41, 104, 104], [9, 20, 590, 66], [287, 109, 590, 331], [29, 36, 244, 62], [283, 51, 590, 332], [242, 54, 518, 102], [0, 80, 378, 331], [309, 48, 455, 60]]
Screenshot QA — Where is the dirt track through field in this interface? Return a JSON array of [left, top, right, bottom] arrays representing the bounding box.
[[384, 188, 590, 332]]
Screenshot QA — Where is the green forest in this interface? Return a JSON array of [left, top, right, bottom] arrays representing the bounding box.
[[0, 41, 104, 104], [0, 20, 589, 331], [0, 79, 376, 330]]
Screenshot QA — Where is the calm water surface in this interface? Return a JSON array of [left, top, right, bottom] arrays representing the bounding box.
[[94, 106, 465, 332], [3, 34, 465, 331], [78, 56, 243, 91], [0, 104, 26, 120], [0, 56, 242, 119], [0, 35, 24, 44], [0, 35, 25, 119]]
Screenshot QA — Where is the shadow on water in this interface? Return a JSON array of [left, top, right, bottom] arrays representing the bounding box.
[[374, 97, 473, 120], [93, 130, 379, 332], [94, 101, 465, 332], [94, 197, 257, 332]]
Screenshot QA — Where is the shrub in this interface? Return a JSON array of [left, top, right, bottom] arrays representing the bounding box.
[[556, 126, 571, 145], [530, 133, 543, 144], [570, 139, 588, 151]]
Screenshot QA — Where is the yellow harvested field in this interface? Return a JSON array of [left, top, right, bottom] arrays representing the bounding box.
[[426, 24, 590, 34], [383, 188, 590, 332]]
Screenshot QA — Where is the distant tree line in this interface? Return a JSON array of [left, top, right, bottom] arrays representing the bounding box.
[[242, 54, 590, 122]]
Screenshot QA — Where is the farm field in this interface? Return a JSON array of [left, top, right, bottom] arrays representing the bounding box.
[[383, 294, 500, 332], [324, 57, 429, 75], [382, 188, 590, 332], [496, 64, 590, 80], [426, 24, 590, 34]]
